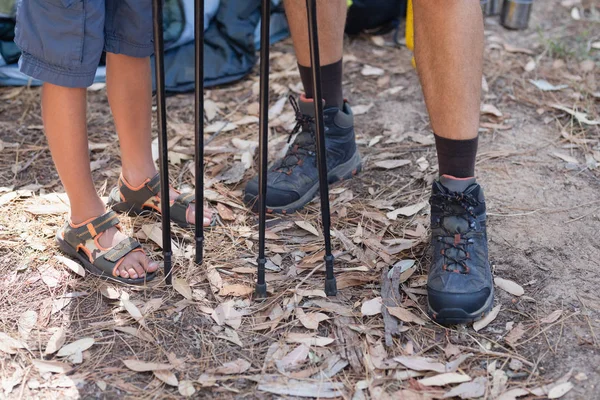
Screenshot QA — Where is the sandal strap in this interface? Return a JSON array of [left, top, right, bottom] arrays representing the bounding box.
[[118, 174, 161, 206], [171, 192, 195, 224], [64, 211, 120, 245], [103, 237, 141, 263]]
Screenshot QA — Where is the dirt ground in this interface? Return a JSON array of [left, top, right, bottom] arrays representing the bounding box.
[[1, 1, 599, 399]]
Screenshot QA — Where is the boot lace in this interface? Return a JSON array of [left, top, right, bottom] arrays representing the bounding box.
[[275, 96, 316, 174], [431, 191, 479, 274]]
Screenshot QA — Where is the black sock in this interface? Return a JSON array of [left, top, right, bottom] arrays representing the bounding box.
[[434, 133, 478, 178], [298, 59, 344, 109]]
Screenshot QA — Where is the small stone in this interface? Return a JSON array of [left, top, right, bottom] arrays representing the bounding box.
[[509, 359, 523, 371], [574, 372, 588, 381]]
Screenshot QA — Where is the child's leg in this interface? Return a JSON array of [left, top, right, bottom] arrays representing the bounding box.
[[41, 84, 158, 279], [105, 53, 213, 226]]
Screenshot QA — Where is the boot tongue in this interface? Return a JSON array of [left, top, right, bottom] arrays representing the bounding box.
[[439, 175, 476, 193]]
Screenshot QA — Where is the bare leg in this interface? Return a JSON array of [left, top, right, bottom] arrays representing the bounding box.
[[413, 0, 483, 141], [105, 53, 212, 226], [42, 83, 158, 279]]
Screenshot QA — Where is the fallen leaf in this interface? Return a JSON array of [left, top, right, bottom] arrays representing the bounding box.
[[503, 43, 534, 55], [494, 277, 524, 296], [52, 298, 72, 314], [444, 343, 461, 359], [541, 310, 562, 324], [505, 323, 526, 347], [54, 255, 85, 277], [361, 65, 385, 76], [529, 79, 568, 91], [524, 59, 536, 72], [0, 191, 17, 206], [443, 377, 486, 399], [571, 7, 581, 20], [275, 344, 309, 371], [393, 356, 446, 373], [178, 380, 196, 397], [286, 332, 334, 347], [419, 373, 471, 387], [268, 96, 287, 120], [211, 301, 243, 329], [258, 376, 343, 398], [387, 306, 426, 325], [25, 203, 70, 215], [550, 104, 600, 125], [374, 159, 411, 170], [122, 359, 172, 372], [204, 99, 218, 121], [235, 115, 260, 125], [114, 327, 155, 343], [216, 203, 235, 221], [57, 338, 95, 357], [220, 284, 253, 297], [353, 103, 374, 115], [141, 224, 182, 255], [154, 370, 178, 386], [67, 350, 83, 364], [214, 358, 251, 375], [45, 328, 67, 355], [207, 267, 223, 294], [205, 121, 237, 133], [497, 388, 529, 400], [220, 328, 243, 347], [295, 221, 320, 236], [18, 310, 37, 340], [32, 360, 72, 374], [121, 299, 146, 327], [361, 297, 383, 316], [99, 284, 120, 299], [473, 304, 501, 331], [172, 277, 192, 300], [296, 308, 329, 330], [481, 104, 503, 117], [387, 201, 428, 220], [548, 382, 574, 399], [0, 332, 27, 354], [296, 289, 327, 298], [552, 152, 579, 164]]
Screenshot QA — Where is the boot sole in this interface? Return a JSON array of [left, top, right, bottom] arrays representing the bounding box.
[[427, 287, 495, 326], [244, 151, 362, 215]]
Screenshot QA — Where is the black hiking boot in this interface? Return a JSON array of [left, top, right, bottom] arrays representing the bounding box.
[[244, 95, 361, 213], [427, 175, 494, 325]]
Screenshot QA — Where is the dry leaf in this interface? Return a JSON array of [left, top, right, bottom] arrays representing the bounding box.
[[275, 344, 309, 371], [52, 298, 72, 314], [18, 310, 37, 340], [204, 99, 218, 121], [32, 360, 72, 374], [295, 221, 320, 236], [524, 59, 536, 72], [550, 104, 600, 125], [552, 152, 579, 164], [505, 322, 526, 347], [0, 191, 17, 206], [353, 103, 374, 115], [122, 359, 172, 372], [503, 43, 534, 55], [286, 332, 334, 347], [473, 304, 501, 331], [45, 328, 66, 355], [296, 308, 329, 330], [57, 338, 95, 357], [361, 65, 385, 76], [444, 343, 461, 359], [296, 289, 327, 298], [361, 297, 382, 316], [172, 277, 192, 300], [121, 299, 146, 327], [154, 370, 178, 387], [206, 121, 237, 133], [548, 382, 574, 399], [141, 224, 182, 255], [99, 284, 120, 299], [207, 267, 223, 293], [211, 300, 243, 329], [541, 310, 562, 324], [216, 203, 235, 221], [387, 201, 428, 220], [387, 306, 426, 325], [178, 380, 196, 397], [220, 284, 253, 297], [214, 359, 251, 375], [258, 376, 343, 398], [374, 159, 411, 170], [497, 388, 529, 400], [393, 356, 446, 373], [443, 377, 486, 399], [54, 255, 85, 277], [481, 104, 503, 117], [0, 332, 27, 354], [114, 327, 155, 343], [494, 277, 524, 296], [220, 328, 243, 347], [529, 79, 568, 91], [419, 373, 471, 387]]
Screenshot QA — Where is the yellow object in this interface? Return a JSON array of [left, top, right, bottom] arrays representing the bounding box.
[[347, 0, 353, 7], [405, 0, 416, 68]]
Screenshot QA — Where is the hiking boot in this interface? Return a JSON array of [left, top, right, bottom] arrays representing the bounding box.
[[244, 95, 361, 213], [427, 175, 494, 325]]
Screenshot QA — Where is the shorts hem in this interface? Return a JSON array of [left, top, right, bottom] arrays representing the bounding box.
[[19, 53, 96, 88], [104, 36, 154, 58]]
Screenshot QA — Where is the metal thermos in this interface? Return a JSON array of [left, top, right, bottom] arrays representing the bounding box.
[[486, 0, 502, 15], [501, 0, 533, 30]]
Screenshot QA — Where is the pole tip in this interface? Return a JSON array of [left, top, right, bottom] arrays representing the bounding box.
[[254, 283, 268, 300], [325, 278, 337, 297]]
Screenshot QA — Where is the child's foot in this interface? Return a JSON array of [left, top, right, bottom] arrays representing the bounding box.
[[108, 174, 215, 228], [98, 226, 159, 279]]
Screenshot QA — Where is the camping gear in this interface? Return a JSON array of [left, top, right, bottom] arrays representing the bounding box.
[[501, 0, 533, 30], [152, 0, 338, 295], [485, 0, 502, 15]]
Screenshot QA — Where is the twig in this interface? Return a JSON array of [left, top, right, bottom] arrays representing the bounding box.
[[515, 312, 580, 346]]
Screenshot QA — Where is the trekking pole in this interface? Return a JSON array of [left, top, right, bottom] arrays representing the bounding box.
[[306, 0, 337, 296], [255, 0, 270, 299], [152, 0, 173, 284], [194, 0, 205, 264]]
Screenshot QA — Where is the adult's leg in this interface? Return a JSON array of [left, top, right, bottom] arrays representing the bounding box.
[[105, 53, 213, 226], [283, 0, 346, 109], [42, 83, 158, 279], [413, 0, 483, 178]]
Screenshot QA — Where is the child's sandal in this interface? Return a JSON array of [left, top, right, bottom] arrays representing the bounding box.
[[55, 210, 156, 285], [107, 174, 215, 228]]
